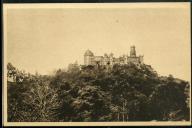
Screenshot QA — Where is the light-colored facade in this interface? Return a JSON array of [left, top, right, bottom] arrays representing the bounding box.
[[84, 46, 144, 66]]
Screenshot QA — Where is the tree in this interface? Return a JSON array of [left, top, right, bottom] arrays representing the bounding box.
[[149, 80, 189, 121], [7, 63, 17, 82], [7, 63, 60, 121], [22, 80, 60, 121], [71, 85, 112, 121], [7, 62, 190, 122]]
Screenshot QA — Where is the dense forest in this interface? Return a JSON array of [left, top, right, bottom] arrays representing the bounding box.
[[7, 62, 190, 122]]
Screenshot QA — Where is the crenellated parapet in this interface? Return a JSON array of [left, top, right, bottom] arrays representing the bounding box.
[[84, 46, 144, 66]]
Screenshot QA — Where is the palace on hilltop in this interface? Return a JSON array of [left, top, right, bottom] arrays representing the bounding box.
[[84, 46, 144, 66]]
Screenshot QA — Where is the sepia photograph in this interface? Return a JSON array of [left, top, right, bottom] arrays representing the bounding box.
[[3, 3, 191, 126]]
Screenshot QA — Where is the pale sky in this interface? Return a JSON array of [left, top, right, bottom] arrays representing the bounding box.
[[5, 3, 191, 82]]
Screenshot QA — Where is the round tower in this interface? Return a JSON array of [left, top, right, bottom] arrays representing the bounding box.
[[84, 50, 94, 65]]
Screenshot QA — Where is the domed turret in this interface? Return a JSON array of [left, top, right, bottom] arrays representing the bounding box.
[[84, 50, 94, 65], [84, 49, 94, 56]]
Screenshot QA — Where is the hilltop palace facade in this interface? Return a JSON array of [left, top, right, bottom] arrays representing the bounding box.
[[84, 46, 144, 66]]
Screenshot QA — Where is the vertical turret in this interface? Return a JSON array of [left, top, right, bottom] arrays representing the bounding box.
[[84, 50, 94, 65], [130, 45, 136, 57]]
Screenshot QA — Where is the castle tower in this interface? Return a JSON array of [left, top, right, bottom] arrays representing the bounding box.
[[130, 45, 136, 57], [84, 50, 94, 66]]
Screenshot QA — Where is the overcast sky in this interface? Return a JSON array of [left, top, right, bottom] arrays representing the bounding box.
[[5, 3, 190, 82]]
